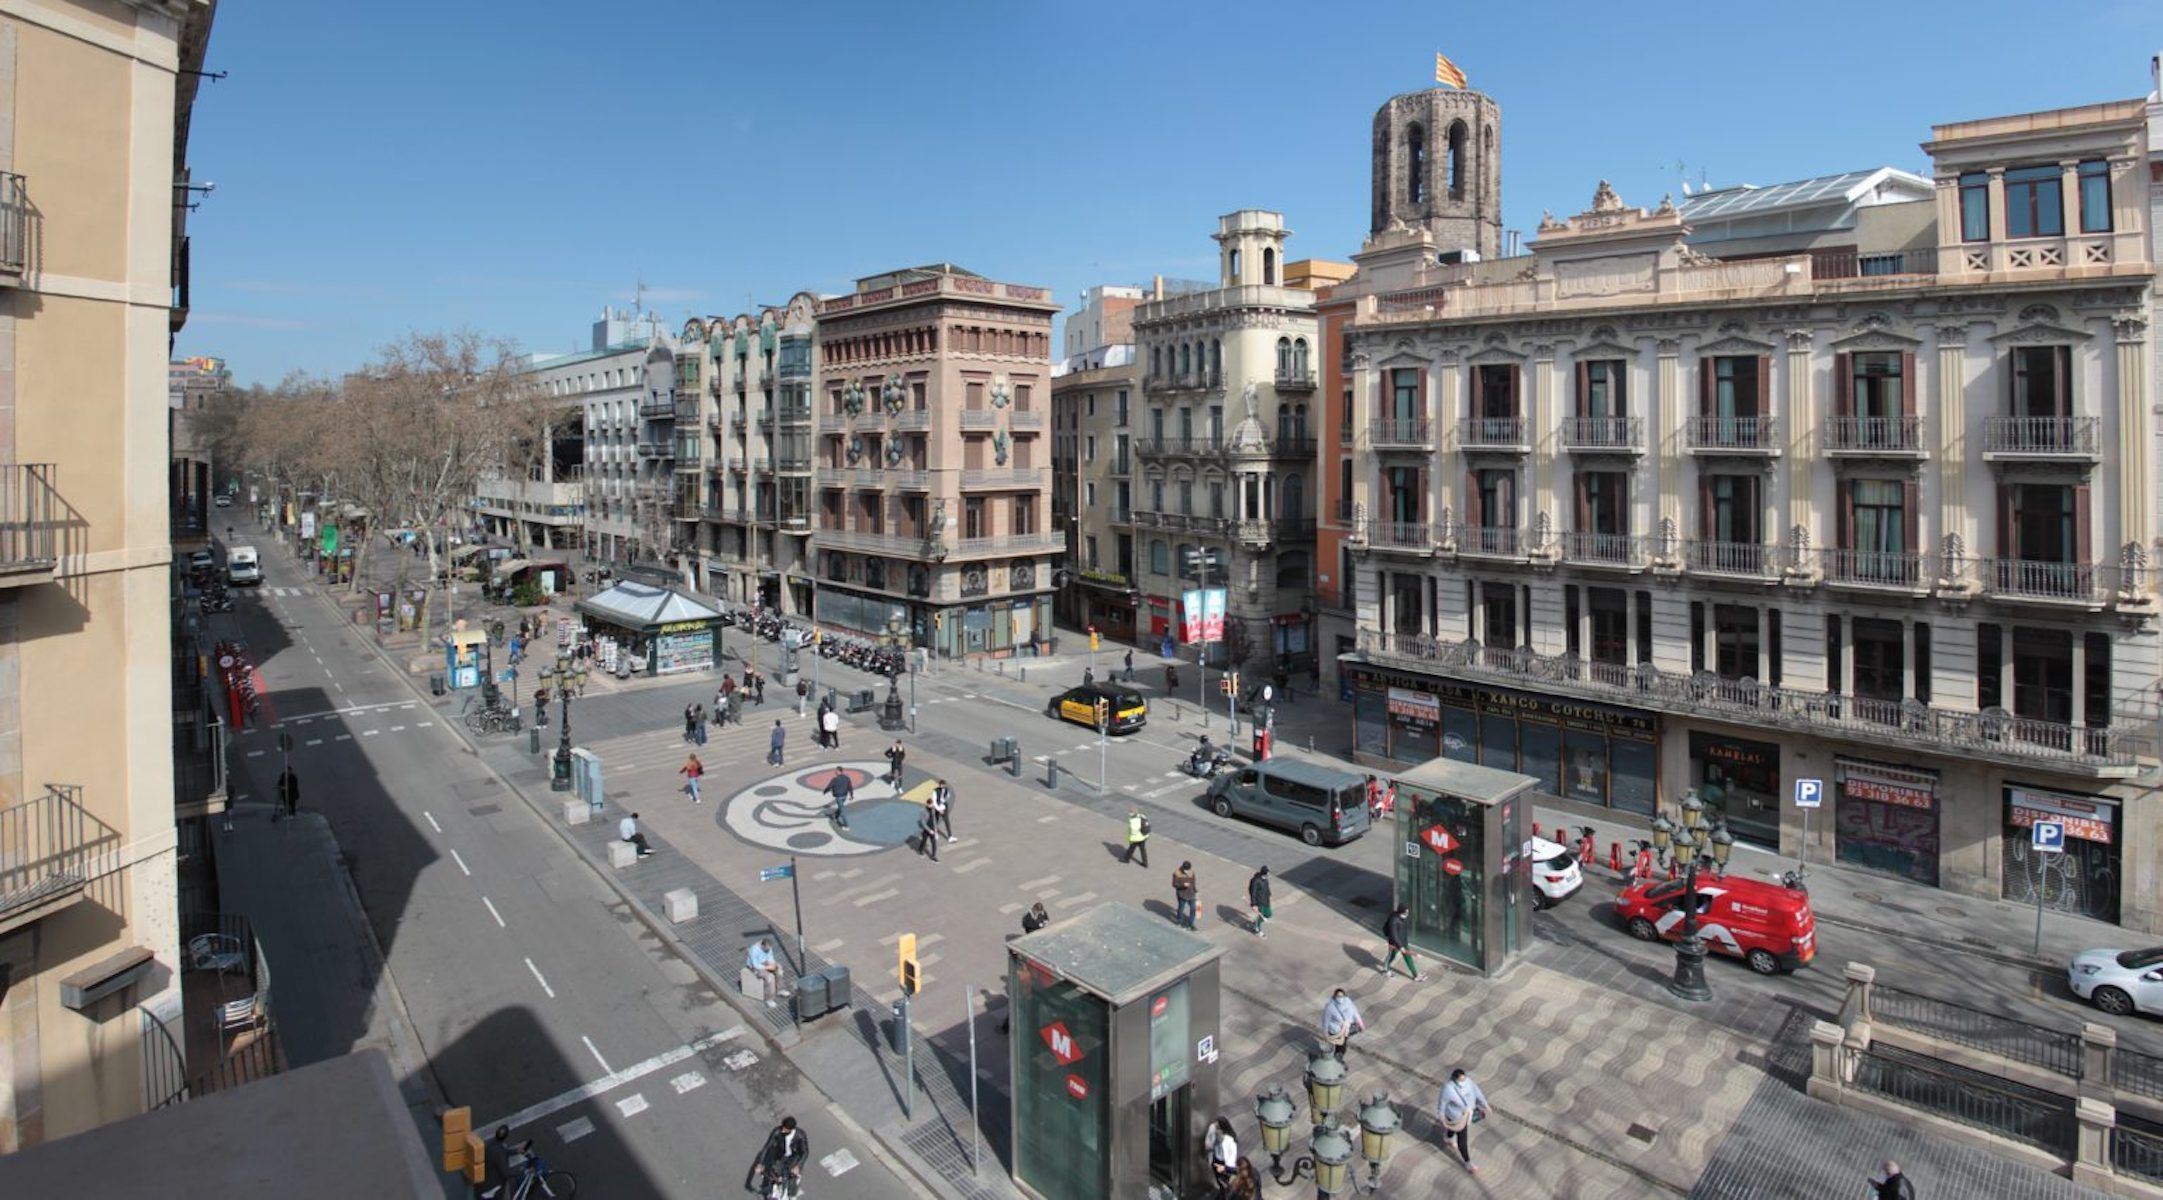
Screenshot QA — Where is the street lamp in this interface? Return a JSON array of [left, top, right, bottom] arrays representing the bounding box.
[[881, 615, 906, 731], [550, 665, 575, 792], [1654, 787, 1734, 1003], [1255, 1053, 1397, 1196]]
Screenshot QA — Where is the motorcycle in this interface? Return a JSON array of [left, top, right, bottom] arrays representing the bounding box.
[[199, 589, 233, 614], [1183, 744, 1235, 779]]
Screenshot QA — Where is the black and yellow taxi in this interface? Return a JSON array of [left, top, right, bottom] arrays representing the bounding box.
[[1048, 682, 1149, 733]]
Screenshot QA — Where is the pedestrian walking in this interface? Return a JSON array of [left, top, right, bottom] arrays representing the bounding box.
[[275, 766, 300, 820], [824, 771, 853, 830], [719, 673, 736, 707], [1166, 663, 1179, 691], [931, 778, 955, 842], [1204, 1117, 1239, 1196], [1122, 809, 1151, 867], [1381, 779, 1397, 818], [768, 719, 787, 765], [1435, 1068, 1490, 1174], [1082, 666, 1095, 688], [1321, 988, 1364, 1061], [884, 739, 907, 786], [693, 704, 708, 745], [1246, 865, 1272, 938], [1364, 774, 1381, 820], [916, 798, 940, 862], [1226, 1159, 1261, 1200], [1381, 904, 1421, 981], [819, 704, 840, 751], [619, 812, 654, 858], [750, 668, 766, 705], [1123, 648, 1134, 682], [727, 691, 743, 727], [680, 754, 705, 803], [1172, 862, 1198, 930], [683, 703, 699, 743], [1872, 1161, 1916, 1200]]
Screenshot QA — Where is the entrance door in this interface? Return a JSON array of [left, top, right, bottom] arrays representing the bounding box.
[[1147, 1083, 1192, 1198], [1399, 797, 1486, 971]]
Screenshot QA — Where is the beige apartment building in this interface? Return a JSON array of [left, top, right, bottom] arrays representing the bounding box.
[[812, 264, 1061, 654], [1339, 78, 2163, 929], [675, 296, 819, 613], [1051, 351, 1141, 637], [0, 0, 216, 1152]]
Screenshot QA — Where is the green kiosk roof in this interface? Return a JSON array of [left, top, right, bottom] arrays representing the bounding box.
[[1012, 902, 1223, 1006], [1394, 757, 1537, 806]]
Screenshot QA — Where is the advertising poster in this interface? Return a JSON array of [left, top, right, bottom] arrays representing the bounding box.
[[1180, 588, 1203, 644], [1200, 587, 1226, 642]]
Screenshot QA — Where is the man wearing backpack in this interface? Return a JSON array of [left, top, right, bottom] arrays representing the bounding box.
[[1122, 809, 1150, 867]]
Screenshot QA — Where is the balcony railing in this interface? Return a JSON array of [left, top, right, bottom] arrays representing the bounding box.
[[1560, 417, 1642, 452], [0, 785, 97, 930], [1136, 437, 1224, 458], [1809, 245, 1939, 281], [1144, 371, 1223, 394], [1132, 510, 1230, 536], [817, 527, 922, 556], [1686, 415, 1779, 451], [1274, 370, 1317, 391], [1560, 530, 1650, 567], [1685, 540, 1780, 578], [1460, 416, 1528, 449], [777, 404, 813, 426], [1355, 628, 2147, 775], [960, 467, 1046, 489], [955, 531, 1065, 556], [636, 442, 671, 458], [1983, 416, 2099, 457], [818, 414, 850, 434], [1333, 498, 1355, 524], [0, 172, 24, 275], [1369, 418, 1434, 449], [638, 396, 676, 419], [1824, 415, 1923, 453], [1454, 524, 1525, 557], [0, 463, 58, 577], [1233, 517, 1317, 543], [1822, 548, 1925, 589], [673, 399, 702, 422], [1009, 410, 1045, 431], [1365, 520, 1438, 551], [893, 409, 932, 431], [1979, 557, 2106, 603], [1266, 436, 1318, 459]]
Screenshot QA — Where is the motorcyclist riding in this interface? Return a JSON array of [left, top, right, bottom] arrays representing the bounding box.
[[1187, 735, 1223, 776]]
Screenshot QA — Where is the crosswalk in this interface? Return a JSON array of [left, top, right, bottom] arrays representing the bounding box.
[[234, 699, 436, 754]]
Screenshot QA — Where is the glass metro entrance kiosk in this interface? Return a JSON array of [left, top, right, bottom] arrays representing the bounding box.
[[1391, 758, 1536, 977], [1009, 903, 1224, 1199]]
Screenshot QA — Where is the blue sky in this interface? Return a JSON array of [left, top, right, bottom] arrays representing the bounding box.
[[176, 0, 2163, 385]]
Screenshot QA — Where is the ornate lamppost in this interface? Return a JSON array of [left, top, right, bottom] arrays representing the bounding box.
[[1650, 788, 1735, 1002], [550, 655, 575, 792], [1255, 1052, 1398, 1197]]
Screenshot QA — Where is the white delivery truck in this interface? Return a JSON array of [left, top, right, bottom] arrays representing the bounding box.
[[226, 546, 262, 586]]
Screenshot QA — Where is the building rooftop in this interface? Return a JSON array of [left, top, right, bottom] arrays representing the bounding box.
[[1011, 902, 1222, 1005], [1678, 167, 1930, 221]]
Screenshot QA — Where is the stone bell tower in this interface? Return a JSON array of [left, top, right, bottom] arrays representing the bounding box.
[[1369, 87, 1503, 259]]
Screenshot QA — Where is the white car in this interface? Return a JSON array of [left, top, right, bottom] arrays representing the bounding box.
[[1524, 836, 1583, 908], [2070, 947, 2163, 1016], [213, 494, 231, 508]]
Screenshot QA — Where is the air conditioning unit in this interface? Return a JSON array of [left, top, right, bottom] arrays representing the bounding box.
[[1437, 249, 1483, 266]]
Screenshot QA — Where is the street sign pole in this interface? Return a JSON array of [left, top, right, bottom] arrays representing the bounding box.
[[965, 983, 980, 1176], [1793, 779, 1823, 880], [789, 854, 805, 973], [2032, 820, 2065, 957]]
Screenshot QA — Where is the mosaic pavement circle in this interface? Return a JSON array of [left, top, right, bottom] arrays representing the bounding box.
[[720, 760, 923, 857]]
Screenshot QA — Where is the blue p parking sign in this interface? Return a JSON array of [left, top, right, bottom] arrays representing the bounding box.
[[2032, 820, 2066, 854], [1794, 779, 1823, 809]]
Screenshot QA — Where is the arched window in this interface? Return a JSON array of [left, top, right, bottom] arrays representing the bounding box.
[[1150, 479, 1165, 510], [1406, 123, 1427, 206], [1229, 248, 1242, 280], [1179, 343, 1192, 376], [1282, 472, 1305, 519], [1211, 340, 1222, 378], [1150, 539, 1169, 574], [1275, 550, 1309, 590], [1263, 248, 1277, 285], [1276, 337, 1292, 375], [1447, 121, 1468, 201], [1293, 338, 1309, 374]]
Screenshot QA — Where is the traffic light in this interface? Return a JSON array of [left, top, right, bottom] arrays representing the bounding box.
[[1220, 678, 1235, 696], [898, 932, 921, 996], [1089, 627, 1101, 652], [440, 1107, 485, 1185], [1094, 698, 1111, 729]]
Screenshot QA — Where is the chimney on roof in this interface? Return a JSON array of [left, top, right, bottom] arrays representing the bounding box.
[[1152, 274, 1163, 301]]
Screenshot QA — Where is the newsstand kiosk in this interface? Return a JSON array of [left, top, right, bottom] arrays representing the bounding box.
[[1392, 758, 1537, 978], [1008, 903, 1224, 1200]]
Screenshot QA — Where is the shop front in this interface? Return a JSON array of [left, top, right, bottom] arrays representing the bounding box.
[[573, 581, 726, 677], [1688, 731, 1781, 851], [2002, 785, 2121, 924], [1346, 663, 1659, 815], [923, 594, 1055, 659], [1833, 759, 1940, 887], [1081, 581, 1139, 646]]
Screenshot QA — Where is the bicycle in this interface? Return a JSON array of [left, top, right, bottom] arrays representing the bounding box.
[[752, 1165, 803, 1199], [507, 1146, 576, 1198]]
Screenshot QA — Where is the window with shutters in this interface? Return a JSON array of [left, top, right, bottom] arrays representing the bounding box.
[[1587, 586, 1629, 668], [1469, 364, 1521, 445], [1842, 352, 1914, 450], [1390, 369, 1421, 420], [1711, 356, 1762, 419], [2011, 628, 2074, 725], [1838, 478, 1915, 585], [1385, 466, 1421, 524], [1581, 360, 1625, 417], [1479, 581, 1516, 646], [1469, 468, 1518, 554], [1702, 473, 1761, 541], [1995, 481, 2092, 600], [2006, 483, 2077, 563], [1712, 604, 1761, 681], [1571, 470, 1629, 563]]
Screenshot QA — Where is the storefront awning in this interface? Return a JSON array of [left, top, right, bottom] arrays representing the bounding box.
[[575, 580, 723, 631]]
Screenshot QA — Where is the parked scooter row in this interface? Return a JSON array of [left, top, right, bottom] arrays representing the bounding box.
[[199, 583, 234, 614], [816, 633, 904, 678]]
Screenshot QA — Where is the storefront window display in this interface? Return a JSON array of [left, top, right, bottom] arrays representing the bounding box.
[[1688, 732, 1780, 850], [1385, 686, 1440, 764], [1833, 760, 1939, 887], [2002, 786, 2121, 924]]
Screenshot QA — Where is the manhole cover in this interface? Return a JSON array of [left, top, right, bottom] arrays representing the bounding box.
[[468, 803, 502, 817], [1626, 1123, 1658, 1144], [1350, 895, 1380, 909], [1850, 891, 1883, 903], [1935, 906, 1967, 919]]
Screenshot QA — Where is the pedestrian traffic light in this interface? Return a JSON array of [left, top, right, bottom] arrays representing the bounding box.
[[1219, 678, 1234, 696], [898, 932, 921, 996], [1094, 698, 1111, 729]]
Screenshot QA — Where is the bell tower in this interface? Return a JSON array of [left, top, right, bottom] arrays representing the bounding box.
[[1369, 87, 1502, 258]]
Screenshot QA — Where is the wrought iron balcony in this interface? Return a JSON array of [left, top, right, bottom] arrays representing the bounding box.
[[1686, 416, 1779, 453], [959, 467, 1046, 489], [1274, 370, 1317, 392], [1233, 517, 1317, 544], [1009, 410, 1045, 431], [1560, 530, 1650, 567], [1454, 524, 1525, 558], [1355, 628, 2148, 776], [0, 463, 58, 582], [638, 396, 676, 419], [1823, 416, 1924, 454], [0, 172, 24, 276], [1976, 557, 2112, 604], [1459, 416, 1528, 451], [1982, 416, 2099, 459], [1821, 547, 1926, 590], [818, 414, 850, 434], [1685, 540, 1780, 578], [893, 409, 931, 431], [1369, 418, 1433, 450], [0, 785, 97, 934], [959, 409, 999, 431], [1135, 437, 1226, 458], [777, 404, 814, 426], [1560, 417, 1643, 453], [1364, 519, 1438, 552]]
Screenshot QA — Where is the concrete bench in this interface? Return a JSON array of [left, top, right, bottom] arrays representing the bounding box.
[[562, 799, 590, 826], [608, 840, 639, 868], [663, 887, 698, 924]]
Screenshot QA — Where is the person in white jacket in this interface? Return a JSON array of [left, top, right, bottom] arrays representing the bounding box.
[[1436, 1068, 1490, 1174]]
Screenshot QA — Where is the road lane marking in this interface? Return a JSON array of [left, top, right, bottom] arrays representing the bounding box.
[[952, 859, 990, 874], [305, 738, 323, 747], [479, 1028, 744, 1133], [851, 888, 900, 907], [525, 957, 555, 998], [335, 734, 351, 741], [615, 1093, 648, 1118], [423, 811, 442, 833], [1051, 891, 1099, 908], [246, 750, 264, 758], [556, 1116, 594, 1144], [581, 1036, 612, 1074], [362, 729, 380, 737], [322, 668, 333, 679], [1038, 814, 1058, 823], [417, 721, 434, 728], [390, 725, 406, 732], [482, 896, 505, 927], [669, 1071, 704, 1095], [450, 849, 471, 876], [1018, 875, 1061, 890]]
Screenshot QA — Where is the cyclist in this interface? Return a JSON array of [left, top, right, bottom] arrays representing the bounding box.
[[480, 1125, 531, 1198], [752, 1115, 809, 1196]]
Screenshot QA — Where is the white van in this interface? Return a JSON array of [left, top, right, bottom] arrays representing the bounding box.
[[226, 546, 261, 586]]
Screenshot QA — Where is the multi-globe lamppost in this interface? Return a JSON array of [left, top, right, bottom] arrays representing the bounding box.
[[1650, 788, 1735, 1002], [1254, 1051, 1400, 1197]]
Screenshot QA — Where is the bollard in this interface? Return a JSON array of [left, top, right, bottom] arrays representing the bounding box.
[[1019, 666, 1026, 683], [1308, 735, 1316, 754], [997, 660, 1006, 676], [1609, 842, 1623, 873], [1008, 744, 1022, 777], [1044, 759, 1059, 788], [529, 726, 541, 754]]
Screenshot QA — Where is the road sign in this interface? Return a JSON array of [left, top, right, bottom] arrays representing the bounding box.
[[1794, 779, 1823, 809], [2032, 820, 2066, 854], [759, 864, 794, 882]]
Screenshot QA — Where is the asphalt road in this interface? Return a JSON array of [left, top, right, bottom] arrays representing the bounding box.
[[208, 536, 916, 1199]]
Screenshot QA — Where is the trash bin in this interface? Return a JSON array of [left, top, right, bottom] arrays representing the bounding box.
[[430, 673, 446, 696], [887, 1001, 909, 1054], [991, 737, 1014, 762], [795, 972, 829, 1021], [821, 963, 852, 1010]]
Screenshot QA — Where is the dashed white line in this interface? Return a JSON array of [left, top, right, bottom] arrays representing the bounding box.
[[305, 738, 323, 747], [525, 957, 555, 999], [417, 721, 435, 728], [245, 750, 265, 758], [482, 896, 505, 928], [335, 734, 352, 742], [556, 1116, 594, 1144], [668, 1070, 705, 1095], [615, 1093, 648, 1118], [581, 1036, 612, 1074], [362, 729, 380, 737], [390, 725, 406, 732], [450, 849, 471, 876], [322, 668, 333, 679], [423, 811, 442, 833]]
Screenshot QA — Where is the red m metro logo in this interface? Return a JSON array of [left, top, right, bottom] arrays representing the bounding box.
[[1040, 1020, 1083, 1065], [1421, 827, 1458, 855]]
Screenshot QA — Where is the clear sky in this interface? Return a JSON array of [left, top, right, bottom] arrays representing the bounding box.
[[175, 0, 2163, 385]]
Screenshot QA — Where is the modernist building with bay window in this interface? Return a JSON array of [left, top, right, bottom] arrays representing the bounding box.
[[1340, 84, 2163, 929]]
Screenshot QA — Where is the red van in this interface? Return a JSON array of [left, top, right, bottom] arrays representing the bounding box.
[[1614, 875, 1817, 974]]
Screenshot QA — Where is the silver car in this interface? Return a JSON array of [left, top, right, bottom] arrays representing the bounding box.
[[2070, 946, 2163, 1016]]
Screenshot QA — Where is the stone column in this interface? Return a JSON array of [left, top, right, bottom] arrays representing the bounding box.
[[1936, 325, 1970, 589], [1839, 961, 1876, 1028], [1785, 330, 1815, 575], [1625, 588, 1639, 665], [2082, 1022, 2118, 1102], [1806, 1020, 1849, 1103], [2114, 317, 2150, 572], [2073, 1095, 2116, 1190], [1435, 356, 1460, 535], [1901, 619, 1916, 701], [1656, 340, 1682, 564], [2071, 635, 2087, 727], [1532, 344, 1556, 549]]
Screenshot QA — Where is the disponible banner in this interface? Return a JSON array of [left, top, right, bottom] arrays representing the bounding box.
[[1180, 587, 1228, 644]]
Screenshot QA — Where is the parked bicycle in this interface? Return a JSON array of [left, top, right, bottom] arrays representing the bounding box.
[[460, 694, 522, 735], [506, 1143, 575, 1199]]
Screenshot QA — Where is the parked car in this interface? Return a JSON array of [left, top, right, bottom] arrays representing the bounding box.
[[1205, 759, 1370, 847], [212, 494, 231, 508], [186, 550, 215, 581], [1524, 836, 1583, 908], [1048, 683, 1148, 733], [2070, 947, 2163, 1016], [1615, 874, 1817, 974]]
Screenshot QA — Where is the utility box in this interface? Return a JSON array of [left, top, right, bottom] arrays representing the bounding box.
[[821, 963, 852, 1010], [795, 971, 830, 1020], [991, 737, 1015, 762]]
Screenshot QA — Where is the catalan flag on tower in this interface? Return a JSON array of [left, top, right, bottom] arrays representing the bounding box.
[[1434, 52, 1466, 89]]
